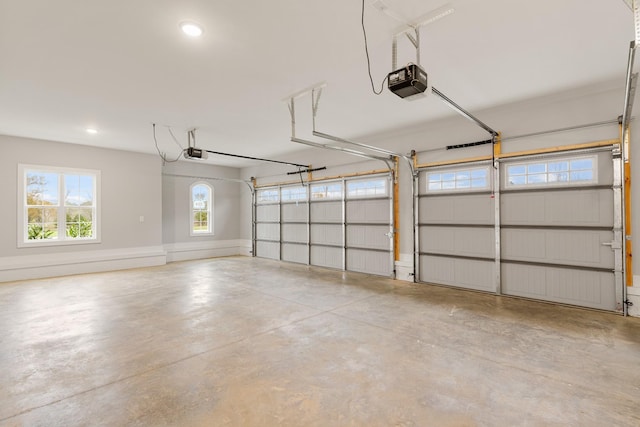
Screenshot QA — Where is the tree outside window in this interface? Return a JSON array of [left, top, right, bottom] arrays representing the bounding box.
[[20, 165, 99, 246]]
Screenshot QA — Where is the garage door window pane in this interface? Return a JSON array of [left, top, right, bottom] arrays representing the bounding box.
[[548, 161, 569, 172], [281, 186, 307, 202], [570, 158, 593, 170], [347, 178, 388, 198], [509, 175, 526, 185], [570, 170, 593, 181], [442, 180, 455, 189], [527, 164, 546, 174], [508, 165, 526, 175], [311, 183, 342, 199], [506, 156, 596, 187], [426, 167, 489, 192], [257, 189, 279, 203]]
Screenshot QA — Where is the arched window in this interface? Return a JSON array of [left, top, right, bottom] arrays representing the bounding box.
[[190, 182, 213, 235]]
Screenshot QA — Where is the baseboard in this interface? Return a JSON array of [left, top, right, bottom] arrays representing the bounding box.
[[0, 246, 167, 283], [164, 239, 252, 262]]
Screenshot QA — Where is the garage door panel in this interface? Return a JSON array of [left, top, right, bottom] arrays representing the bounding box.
[[418, 195, 494, 224], [256, 223, 279, 241], [310, 224, 343, 246], [281, 203, 308, 222], [347, 225, 390, 250], [346, 200, 389, 223], [347, 249, 391, 276], [256, 204, 279, 222], [419, 255, 495, 292], [310, 246, 343, 269], [502, 263, 616, 311], [310, 202, 342, 223], [419, 226, 494, 258], [501, 189, 613, 227], [282, 243, 308, 264], [281, 223, 307, 244], [502, 229, 614, 269], [256, 241, 279, 260]]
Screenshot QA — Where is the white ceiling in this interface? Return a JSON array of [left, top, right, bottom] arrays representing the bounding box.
[[0, 0, 635, 167]]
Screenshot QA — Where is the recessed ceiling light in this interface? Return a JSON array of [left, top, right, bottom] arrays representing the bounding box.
[[86, 128, 98, 134], [180, 21, 203, 37]]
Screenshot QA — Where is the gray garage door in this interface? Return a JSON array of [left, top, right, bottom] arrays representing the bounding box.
[[500, 149, 621, 311], [417, 161, 497, 292], [254, 174, 394, 277], [417, 146, 623, 312]]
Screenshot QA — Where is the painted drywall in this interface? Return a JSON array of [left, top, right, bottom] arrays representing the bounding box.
[[0, 135, 164, 280], [161, 161, 250, 260]]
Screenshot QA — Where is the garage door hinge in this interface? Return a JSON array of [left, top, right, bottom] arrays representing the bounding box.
[[624, 299, 634, 307]]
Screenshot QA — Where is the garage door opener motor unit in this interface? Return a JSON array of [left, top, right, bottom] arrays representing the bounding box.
[[388, 64, 428, 98]]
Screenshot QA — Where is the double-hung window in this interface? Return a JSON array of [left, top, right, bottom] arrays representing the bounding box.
[[19, 164, 99, 246]]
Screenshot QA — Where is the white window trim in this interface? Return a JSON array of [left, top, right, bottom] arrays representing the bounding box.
[[18, 164, 101, 248], [425, 166, 491, 194], [504, 155, 598, 189], [190, 182, 213, 236], [346, 176, 390, 199]]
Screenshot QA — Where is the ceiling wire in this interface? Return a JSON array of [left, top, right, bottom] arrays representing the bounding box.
[[167, 126, 185, 149], [152, 123, 183, 165], [362, 0, 388, 95]]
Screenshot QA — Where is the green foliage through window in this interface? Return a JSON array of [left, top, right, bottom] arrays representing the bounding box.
[[27, 224, 55, 240], [21, 165, 98, 244]]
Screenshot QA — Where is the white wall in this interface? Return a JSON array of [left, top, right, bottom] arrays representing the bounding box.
[[161, 161, 250, 261], [0, 135, 166, 281]]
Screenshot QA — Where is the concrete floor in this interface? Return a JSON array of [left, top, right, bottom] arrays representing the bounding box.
[[0, 257, 639, 426]]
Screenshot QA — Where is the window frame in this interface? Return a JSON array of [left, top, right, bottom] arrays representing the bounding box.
[[18, 164, 100, 247], [190, 182, 213, 236], [504, 155, 598, 189], [425, 166, 491, 193]]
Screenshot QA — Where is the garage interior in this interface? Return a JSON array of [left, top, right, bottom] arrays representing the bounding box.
[[1, 0, 640, 425]]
